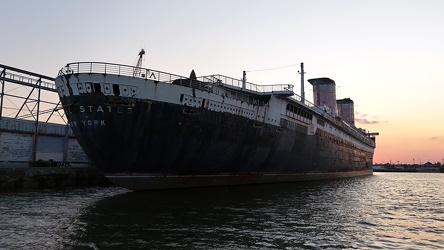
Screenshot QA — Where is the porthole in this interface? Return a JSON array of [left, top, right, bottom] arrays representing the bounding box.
[[85, 82, 93, 93]]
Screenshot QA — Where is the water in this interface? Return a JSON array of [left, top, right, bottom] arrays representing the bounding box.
[[1, 172, 443, 249]]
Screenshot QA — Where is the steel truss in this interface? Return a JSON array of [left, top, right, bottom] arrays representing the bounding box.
[[0, 64, 65, 124], [0, 64, 68, 164]]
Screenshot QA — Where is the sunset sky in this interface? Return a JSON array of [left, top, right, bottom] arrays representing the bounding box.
[[1, 0, 443, 164]]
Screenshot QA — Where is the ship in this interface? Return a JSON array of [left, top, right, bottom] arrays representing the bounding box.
[[55, 51, 377, 190]]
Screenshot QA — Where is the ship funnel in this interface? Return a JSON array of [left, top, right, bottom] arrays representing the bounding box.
[[337, 98, 354, 124], [308, 77, 338, 115]]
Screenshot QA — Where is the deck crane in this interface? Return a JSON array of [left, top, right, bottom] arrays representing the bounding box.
[[133, 49, 145, 77]]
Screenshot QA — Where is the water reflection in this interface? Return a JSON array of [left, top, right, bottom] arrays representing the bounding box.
[[70, 178, 375, 249], [1, 173, 443, 249], [0, 187, 126, 250]]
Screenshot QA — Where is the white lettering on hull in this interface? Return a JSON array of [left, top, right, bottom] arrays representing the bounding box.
[[70, 120, 106, 127], [69, 105, 133, 114]]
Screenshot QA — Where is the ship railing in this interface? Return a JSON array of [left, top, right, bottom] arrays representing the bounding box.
[[290, 93, 344, 123], [337, 120, 374, 147], [289, 94, 317, 108], [342, 121, 376, 147], [61, 62, 230, 92], [200, 74, 294, 94], [288, 94, 375, 147], [60, 62, 293, 98], [61, 63, 294, 94], [60, 62, 190, 83]]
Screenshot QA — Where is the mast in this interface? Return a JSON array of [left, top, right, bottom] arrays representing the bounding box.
[[298, 63, 305, 102], [242, 70, 246, 91]]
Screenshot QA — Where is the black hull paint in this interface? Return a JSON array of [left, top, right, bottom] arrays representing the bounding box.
[[62, 94, 373, 189], [107, 170, 373, 190]]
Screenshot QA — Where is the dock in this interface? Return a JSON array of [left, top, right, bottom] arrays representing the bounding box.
[[0, 64, 110, 190], [0, 167, 109, 190]]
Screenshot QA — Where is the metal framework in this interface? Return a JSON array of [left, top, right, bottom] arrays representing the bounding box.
[[0, 64, 65, 124], [0, 64, 67, 164]]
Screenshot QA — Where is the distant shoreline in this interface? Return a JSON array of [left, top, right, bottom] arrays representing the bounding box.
[[373, 169, 441, 173], [373, 165, 443, 173]]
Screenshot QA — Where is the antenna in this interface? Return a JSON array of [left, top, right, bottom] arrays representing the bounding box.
[[298, 63, 305, 102]]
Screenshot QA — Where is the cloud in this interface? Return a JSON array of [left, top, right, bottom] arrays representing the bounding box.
[[430, 136, 440, 141], [355, 118, 380, 124], [354, 112, 384, 125], [355, 111, 367, 117]]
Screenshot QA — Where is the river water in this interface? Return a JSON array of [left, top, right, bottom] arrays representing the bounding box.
[[0, 172, 443, 249]]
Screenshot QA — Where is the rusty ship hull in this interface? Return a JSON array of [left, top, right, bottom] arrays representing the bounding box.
[[55, 62, 375, 190]]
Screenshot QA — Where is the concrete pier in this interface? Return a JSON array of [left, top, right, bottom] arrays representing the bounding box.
[[0, 167, 110, 191]]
